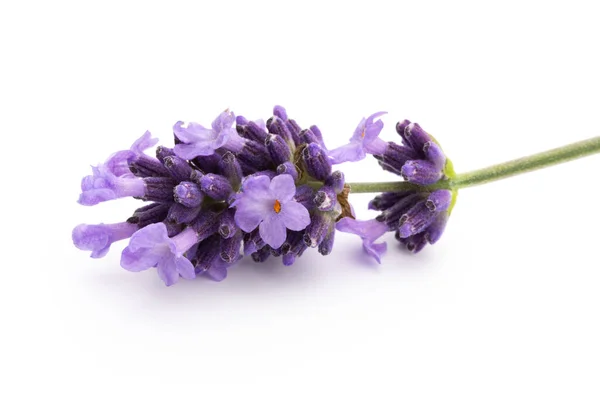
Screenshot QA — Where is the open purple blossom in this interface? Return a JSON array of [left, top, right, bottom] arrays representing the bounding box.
[[121, 223, 197, 286], [72, 221, 138, 258], [105, 131, 159, 177], [335, 217, 388, 263], [233, 174, 310, 249], [173, 110, 246, 159], [78, 130, 163, 206], [329, 112, 387, 164], [78, 165, 145, 206]]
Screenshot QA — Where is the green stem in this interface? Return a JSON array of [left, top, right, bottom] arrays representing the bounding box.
[[349, 136, 600, 193], [348, 181, 446, 194]]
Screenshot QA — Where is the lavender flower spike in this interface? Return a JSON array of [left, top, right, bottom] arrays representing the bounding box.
[[121, 223, 197, 286], [233, 174, 311, 249], [336, 217, 388, 263], [329, 112, 387, 164], [173, 110, 246, 159], [72, 222, 138, 258], [78, 165, 145, 206]]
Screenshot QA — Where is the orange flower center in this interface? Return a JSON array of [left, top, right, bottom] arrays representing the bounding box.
[[273, 199, 281, 214], [361, 129, 366, 139]]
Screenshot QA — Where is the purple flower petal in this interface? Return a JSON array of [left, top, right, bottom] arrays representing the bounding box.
[[234, 201, 270, 232], [280, 201, 311, 231], [330, 112, 388, 164], [353, 112, 387, 142], [121, 246, 164, 272], [328, 142, 365, 164], [336, 217, 388, 264], [72, 222, 138, 258], [269, 174, 296, 203], [103, 131, 158, 177], [364, 241, 387, 262], [120, 224, 198, 285], [233, 175, 273, 232], [205, 258, 230, 282], [157, 257, 180, 286], [260, 213, 287, 248], [173, 110, 239, 159], [127, 223, 171, 252], [211, 110, 236, 132], [78, 165, 145, 206], [105, 151, 136, 177], [175, 257, 196, 280], [131, 130, 159, 154], [173, 142, 210, 159], [174, 121, 213, 143]]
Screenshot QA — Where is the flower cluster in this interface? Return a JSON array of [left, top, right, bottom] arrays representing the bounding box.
[[74, 106, 356, 285], [367, 120, 456, 253], [319, 114, 455, 257], [73, 105, 456, 286]]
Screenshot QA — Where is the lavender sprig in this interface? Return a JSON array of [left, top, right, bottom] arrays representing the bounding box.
[[73, 105, 600, 286]]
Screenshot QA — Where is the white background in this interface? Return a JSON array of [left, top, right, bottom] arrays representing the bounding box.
[[2, 1, 600, 398]]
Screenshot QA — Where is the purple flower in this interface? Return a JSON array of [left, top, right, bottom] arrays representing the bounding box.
[[105, 131, 159, 177], [336, 217, 388, 263], [121, 223, 198, 286], [78, 165, 145, 206], [233, 174, 310, 249], [329, 112, 387, 164], [173, 110, 246, 159], [78, 130, 162, 206], [72, 222, 138, 258]]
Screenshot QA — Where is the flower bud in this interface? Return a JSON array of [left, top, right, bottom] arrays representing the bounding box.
[[267, 116, 294, 144], [425, 190, 453, 212], [174, 181, 204, 208], [265, 133, 292, 165], [324, 170, 345, 194], [277, 161, 299, 181], [303, 143, 331, 181], [142, 177, 177, 202], [219, 151, 243, 189], [200, 173, 233, 201], [221, 232, 242, 263], [401, 160, 443, 185], [304, 212, 330, 248], [318, 227, 335, 256], [314, 185, 337, 212], [127, 202, 170, 227], [398, 202, 437, 238], [163, 155, 193, 181], [404, 122, 431, 154], [167, 202, 202, 224]]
